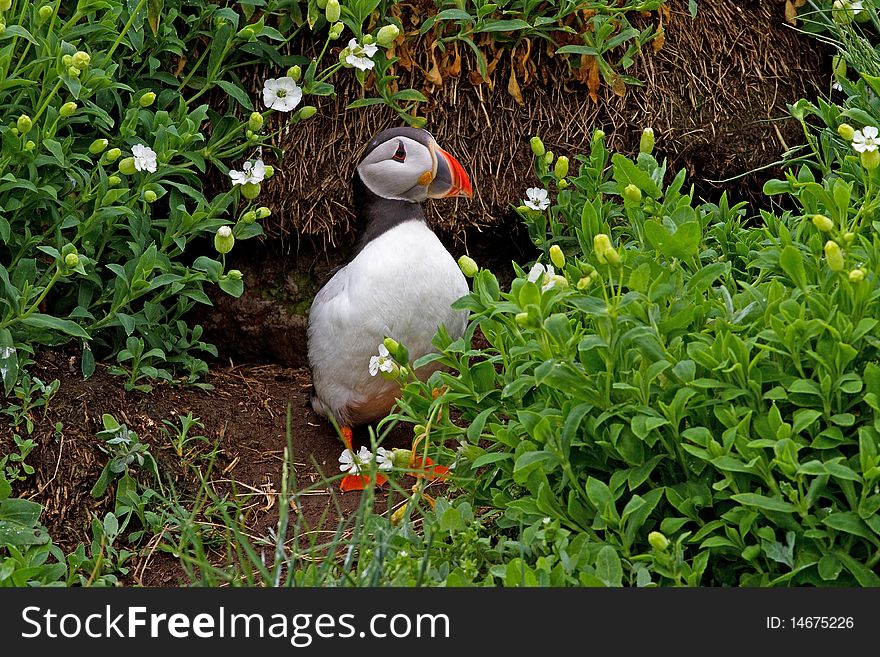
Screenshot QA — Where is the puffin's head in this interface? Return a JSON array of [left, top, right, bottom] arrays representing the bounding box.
[[355, 127, 472, 203]]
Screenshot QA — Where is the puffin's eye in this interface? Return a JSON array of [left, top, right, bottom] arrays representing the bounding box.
[[391, 141, 407, 163]]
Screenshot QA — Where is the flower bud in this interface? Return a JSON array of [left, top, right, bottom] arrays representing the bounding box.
[[38, 5, 52, 21], [811, 214, 833, 232], [104, 147, 121, 163], [256, 206, 271, 219], [861, 149, 880, 171], [246, 112, 263, 133], [557, 179, 569, 190], [317, 0, 328, 7], [0, 0, 11, 10], [24, 140, 35, 151], [843, 231, 855, 243], [549, 245, 565, 270], [118, 157, 137, 175], [392, 448, 413, 469], [837, 123, 855, 141], [549, 274, 568, 289], [62, 54, 73, 67], [286, 65, 302, 82], [64, 253, 80, 269], [237, 26, 255, 40], [529, 136, 545, 157], [832, 0, 855, 24], [362, 34, 374, 45], [516, 204, 530, 214], [89, 138, 108, 155], [299, 105, 318, 120], [325, 0, 341, 23], [592, 128, 605, 144], [67, 66, 80, 78], [240, 182, 261, 200], [554, 155, 569, 179], [543, 150, 554, 165], [214, 226, 235, 254], [138, 91, 156, 107], [515, 312, 530, 327], [383, 336, 401, 357], [640, 127, 655, 155], [576, 276, 592, 290], [648, 531, 669, 551], [376, 24, 400, 48], [143, 190, 157, 203], [241, 210, 257, 224], [108, 175, 121, 186], [329, 22, 344, 39], [59, 101, 77, 117], [824, 240, 845, 272], [72, 51, 91, 70], [262, 165, 275, 179], [16, 114, 32, 134], [227, 269, 243, 281], [458, 254, 478, 278], [849, 268, 866, 283], [594, 233, 613, 264], [623, 184, 642, 204]]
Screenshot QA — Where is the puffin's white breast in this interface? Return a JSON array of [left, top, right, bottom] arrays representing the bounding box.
[[307, 220, 469, 425]]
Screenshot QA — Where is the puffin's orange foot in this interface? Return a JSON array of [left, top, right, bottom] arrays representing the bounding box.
[[340, 473, 388, 492], [410, 455, 450, 481], [341, 426, 354, 451]]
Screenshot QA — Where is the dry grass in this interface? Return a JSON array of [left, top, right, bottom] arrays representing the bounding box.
[[240, 0, 828, 252]]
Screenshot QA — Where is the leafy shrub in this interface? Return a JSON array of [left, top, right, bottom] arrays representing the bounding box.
[[392, 114, 880, 585]]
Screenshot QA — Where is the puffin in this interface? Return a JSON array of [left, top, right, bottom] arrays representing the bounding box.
[[307, 127, 473, 452]]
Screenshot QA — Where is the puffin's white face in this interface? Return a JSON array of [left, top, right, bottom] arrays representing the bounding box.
[[356, 135, 436, 202], [356, 129, 472, 203]]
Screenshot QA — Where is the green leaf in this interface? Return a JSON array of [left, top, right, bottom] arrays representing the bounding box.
[[21, 314, 90, 339], [216, 80, 254, 111], [594, 545, 623, 587], [0, 498, 48, 546], [219, 277, 244, 298], [779, 245, 807, 291], [822, 512, 873, 540], [612, 154, 662, 199], [731, 493, 799, 513], [643, 220, 701, 260], [147, 0, 163, 35]]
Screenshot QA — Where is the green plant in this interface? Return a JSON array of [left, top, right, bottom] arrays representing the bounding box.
[[91, 413, 158, 498], [161, 411, 209, 460], [389, 117, 880, 585]]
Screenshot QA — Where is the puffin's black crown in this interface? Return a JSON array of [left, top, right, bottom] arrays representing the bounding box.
[[361, 126, 434, 160]]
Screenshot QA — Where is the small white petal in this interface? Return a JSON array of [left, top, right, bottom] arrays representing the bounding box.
[[527, 263, 545, 283], [863, 126, 878, 140], [369, 356, 380, 376], [378, 344, 390, 358]]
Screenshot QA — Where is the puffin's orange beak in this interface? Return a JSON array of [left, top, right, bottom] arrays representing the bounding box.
[[428, 145, 473, 199]]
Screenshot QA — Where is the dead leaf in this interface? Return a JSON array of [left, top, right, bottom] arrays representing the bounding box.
[[653, 25, 665, 52], [785, 0, 797, 24], [587, 56, 600, 103], [611, 74, 627, 98], [508, 62, 524, 105], [469, 70, 485, 86]]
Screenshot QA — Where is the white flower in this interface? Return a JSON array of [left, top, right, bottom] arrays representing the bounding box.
[[368, 344, 394, 376], [375, 447, 394, 472], [131, 143, 157, 173], [229, 159, 266, 186], [345, 38, 379, 71], [338, 446, 374, 475], [524, 187, 550, 211], [527, 262, 556, 291], [262, 77, 302, 112], [852, 126, 879, 153], [832, 81, 843, 92]]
